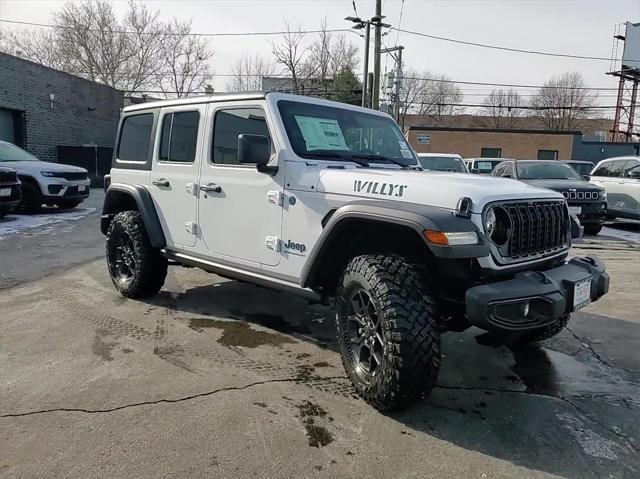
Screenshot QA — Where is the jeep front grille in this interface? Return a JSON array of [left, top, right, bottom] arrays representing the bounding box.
[[561, 190, 598, 201], [497, 200, 569, 260]]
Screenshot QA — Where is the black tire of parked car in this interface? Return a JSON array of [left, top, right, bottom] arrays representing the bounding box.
[[335, 254, 441, 411], [106, 211, 167, 298], [54, 199, 83, 209], [19, 181, 42, 213], [521, 314, 570, 343], [584, 225, 603, 236]]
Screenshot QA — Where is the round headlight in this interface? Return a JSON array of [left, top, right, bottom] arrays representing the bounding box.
[[484, 208, 497, 237]]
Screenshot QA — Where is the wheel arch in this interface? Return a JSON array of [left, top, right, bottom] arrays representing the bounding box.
[[101, 183, 165, 248], [301, 201, 487, 293]]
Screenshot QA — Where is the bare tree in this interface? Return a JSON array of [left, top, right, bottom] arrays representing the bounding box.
[[158, 18, 213, 98], [481, 89, 523, 128], [529, 71, 599, 130], [397, 70, 464, 130], [270, 21, 311, 93], [226, 54, 276, 92], [1, 0, 213, 96]]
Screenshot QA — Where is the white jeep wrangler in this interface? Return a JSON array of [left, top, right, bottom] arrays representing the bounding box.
[[101, 92, 609, 410]]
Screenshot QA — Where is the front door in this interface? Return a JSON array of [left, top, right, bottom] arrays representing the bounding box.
[[197, 104, 283, 266], [149, 104, 206, 249]]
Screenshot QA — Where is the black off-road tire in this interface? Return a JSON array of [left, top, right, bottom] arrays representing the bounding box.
[[54, 199, 83, 209], [106, 211, 167, 298], [336, 254, 441, 411], [584, 224, 603, 236], [521, 314, 570, 343], [19, 181, 42, 213]]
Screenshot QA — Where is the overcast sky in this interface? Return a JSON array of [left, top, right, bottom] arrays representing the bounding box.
[[1, 0, 639, 108]]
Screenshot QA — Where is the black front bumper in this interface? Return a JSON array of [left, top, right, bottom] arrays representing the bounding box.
[[466, 256, 609, 331], [0, 183, 21, 212], [572, 201, 607, 225]]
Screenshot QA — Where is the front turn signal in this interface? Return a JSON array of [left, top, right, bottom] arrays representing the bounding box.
[[424, 230, 479, 246]]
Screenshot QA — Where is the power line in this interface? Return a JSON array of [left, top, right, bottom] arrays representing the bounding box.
[[0, 18, 352, 37], [402, 76, 619, 91], [394, 0, 405, 46], [392, 27, 617, 62]]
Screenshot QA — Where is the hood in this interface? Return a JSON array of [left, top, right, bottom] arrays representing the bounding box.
[[2, 161, 87, 174], [316, 168, 564, 212], [522, 179, 603, 192]]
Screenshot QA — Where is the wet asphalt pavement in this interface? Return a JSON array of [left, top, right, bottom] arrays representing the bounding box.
[[0, 203, 639, 478]]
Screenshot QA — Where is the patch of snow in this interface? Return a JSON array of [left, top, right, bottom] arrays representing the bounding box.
[[556, 413, 619, 460], [599, 226, 640, 243], [0, 208, 96, 240]]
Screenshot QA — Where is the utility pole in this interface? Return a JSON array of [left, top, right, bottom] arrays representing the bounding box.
[[372, 0, 382, 110], [362, 22, 371, 107], [381, 45, 404, 122]]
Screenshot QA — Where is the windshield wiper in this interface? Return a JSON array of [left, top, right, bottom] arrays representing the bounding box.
[[302, 151, 370, 167], [349, 153, 413, 169]]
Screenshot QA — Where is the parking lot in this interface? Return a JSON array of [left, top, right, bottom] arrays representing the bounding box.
[[1, 192, 639, 478]]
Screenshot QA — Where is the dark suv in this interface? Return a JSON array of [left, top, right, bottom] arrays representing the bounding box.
[[492, 160, 607, 235]]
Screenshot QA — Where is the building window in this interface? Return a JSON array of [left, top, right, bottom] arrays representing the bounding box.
[[537, 150, 558, 161], [480, 147, 502, 158]]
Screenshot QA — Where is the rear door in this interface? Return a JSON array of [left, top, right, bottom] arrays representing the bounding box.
[[149, 105, 206, 249]]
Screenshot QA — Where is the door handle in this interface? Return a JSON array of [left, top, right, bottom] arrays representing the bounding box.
[[152, 178, 170, 187], [200, 183, 222, 193]]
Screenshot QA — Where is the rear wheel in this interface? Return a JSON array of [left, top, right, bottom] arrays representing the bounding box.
[[106, 211, 167, 298], [336, 254, 441, 411], [19, 181, 42, 213], [584, 224, 603, 235]]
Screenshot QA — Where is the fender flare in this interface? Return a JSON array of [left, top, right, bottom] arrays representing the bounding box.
[[101, 183, 166, 248], [300, 200, 489, 289]]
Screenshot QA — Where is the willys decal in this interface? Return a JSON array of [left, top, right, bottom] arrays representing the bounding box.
[[353, 180, 408, 197]]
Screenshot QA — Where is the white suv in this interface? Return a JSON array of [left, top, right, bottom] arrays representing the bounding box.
[[0, 140, 90, 212], [101, 92, 609, 411], [590, 156, 640, 220]]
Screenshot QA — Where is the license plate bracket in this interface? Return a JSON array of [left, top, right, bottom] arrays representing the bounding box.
[[573, 276, 592, 311]]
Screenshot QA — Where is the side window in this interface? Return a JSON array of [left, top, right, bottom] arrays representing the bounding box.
[[623, 159, 640, 177], [117, 113, 154, 162], [158, 111, 200, 163], [212, 108, 271, 165], [609, 160, 626, 177], [502, 163, 514, 177], [592, 162, 611, 177]]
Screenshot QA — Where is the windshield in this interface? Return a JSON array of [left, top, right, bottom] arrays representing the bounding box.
[[0, 142, 40, 162], [277, 100, 418, 167], [473, 160, 502, 174], [517, 161, 583, 180], [418, 156, 466, 172]]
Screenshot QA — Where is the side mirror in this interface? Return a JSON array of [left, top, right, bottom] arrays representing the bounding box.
[[628, 169, 640, 179], [582, 174, 591, 181], [238, 134, 276, 174]]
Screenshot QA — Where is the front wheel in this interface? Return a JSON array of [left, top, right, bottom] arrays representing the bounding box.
[[106, 211, 167, 298], [335, 254, 441, 411]]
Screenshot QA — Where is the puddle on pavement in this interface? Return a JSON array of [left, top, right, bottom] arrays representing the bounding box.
[[226, 308, 312, 335], [509, 343, 560, 396], [188, 317, 294, 348], [297, 400, 334, 448]]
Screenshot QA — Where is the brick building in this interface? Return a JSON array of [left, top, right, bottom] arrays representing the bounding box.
[[0, 52, 123, 163]]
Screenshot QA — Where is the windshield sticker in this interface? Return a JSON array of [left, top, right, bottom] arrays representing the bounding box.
[[354, 180, 407, 197], [478, 161, 493, 169], [294, 115, 348, 151], [400, 149, 413, 159]]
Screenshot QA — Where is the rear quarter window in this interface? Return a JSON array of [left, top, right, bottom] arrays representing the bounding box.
[[117, 113, 154, 163]]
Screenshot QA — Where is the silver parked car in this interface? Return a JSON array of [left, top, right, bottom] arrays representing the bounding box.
[[590, 156, 640, 220]]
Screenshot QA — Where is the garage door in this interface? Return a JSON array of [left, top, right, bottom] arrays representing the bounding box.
[[0, 108, 16, 143]]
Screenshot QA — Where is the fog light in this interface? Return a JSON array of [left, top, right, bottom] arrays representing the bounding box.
[[522, 302, 530, 318]]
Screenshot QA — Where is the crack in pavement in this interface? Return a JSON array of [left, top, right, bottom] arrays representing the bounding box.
[[436, 384, 638, 453], [565, 326, 615, 369], [0, 375, 348, 419]]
